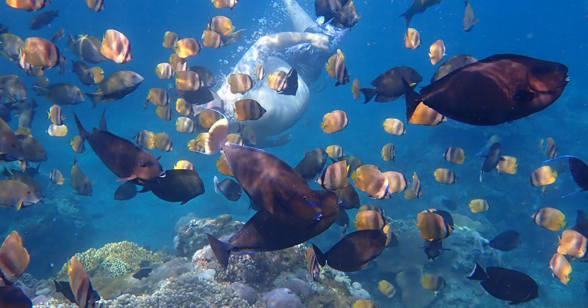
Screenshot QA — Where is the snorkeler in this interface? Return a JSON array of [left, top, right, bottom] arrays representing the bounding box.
[[198, 0, 349, 147]]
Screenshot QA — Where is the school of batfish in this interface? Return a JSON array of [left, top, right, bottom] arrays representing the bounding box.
[[0, 0, 581, 307]]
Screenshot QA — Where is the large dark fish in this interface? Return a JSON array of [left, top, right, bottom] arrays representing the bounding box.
[[400, 0, 442, 27], [213, 176, 242, 201], [189, 66, 216, 88], [489, 230, 521, 251], [404, 54, 568, 126], [73, 113, 164, 183], [181, 87, 215, 105], [141, 169, 204, 204], [335, 184, 360, 209], [0, 285, 32, 308], [431, 54, 477, 82], [569, 156, 588, 192], [312, 229, 388, 272], [480, 143, 501, 182], [467, 263, 539, 305], [571, 210, 588, 238], [222, 143, 322, 221], [29, 10, 58, 30], [361, 66, 422, 103], [294, 148, 328, 181], [207, 189, 339, 268]]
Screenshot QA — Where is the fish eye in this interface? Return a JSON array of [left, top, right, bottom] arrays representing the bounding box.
[[138, 159, 146, 167], [302, 195, 308, 201], [27, 191, 31, 195]]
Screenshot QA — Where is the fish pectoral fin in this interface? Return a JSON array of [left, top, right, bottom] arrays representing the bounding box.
[[118, 175, 137, 182], [513, 89, 535, 102]]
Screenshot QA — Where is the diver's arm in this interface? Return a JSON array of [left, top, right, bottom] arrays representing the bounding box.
[[258, 32, 329, 51]]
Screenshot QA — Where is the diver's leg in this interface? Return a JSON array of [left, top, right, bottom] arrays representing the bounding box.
[[282, 0, 315, 32]]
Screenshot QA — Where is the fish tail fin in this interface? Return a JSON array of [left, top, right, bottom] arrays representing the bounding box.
[[359, 88, 377, 104], [66, 34, 74, 48], [311, 244, 327, 267], [32, 85, 48, 96], [85, 93, 102, 108], [399, 12, 413, 27], [72, 112, 88, 141], [232, 29, 245, 42], [213, 176, 220, 194], [99, 108, 108, 131], [403, 78, 421, 121], [568, 156, 588, 191], [466, 262, 488, 281], [206, 233, 232, 268]]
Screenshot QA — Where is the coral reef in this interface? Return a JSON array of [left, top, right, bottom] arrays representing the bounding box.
[[57, 241, 168, 279], [174, 214, 243, 257]]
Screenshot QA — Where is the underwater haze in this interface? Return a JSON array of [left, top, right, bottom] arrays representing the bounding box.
[[1, 0, 588, 307]]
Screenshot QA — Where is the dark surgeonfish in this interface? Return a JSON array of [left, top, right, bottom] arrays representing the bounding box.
[[571, 210, 588, 238], [213, 176, 242, 201], [114, 181, 137, 201], [140, 169, 204, 204], [54, 256, 100, 308], [335, 209, 349, 227], [315, 0, 359, 29], [467, 263, 539, 305], [400, 0, 442, 27], [335, 183, 360, 209], [85, 70, 144, 107], [542, 156, 588, 198], [489, 230, 521, 251], [360, 66, 422, 103], [568, 156, 588, 193], [29, 10, 58, 30], [339, 155, 362, 178], [431, 54, 477, 82], [404, 54, 568, 126], [207, 190, 340, 268], [66, 34, 106, 64], [312, 229, 388, 272], [189, 66, 216, 88], [222, 143, 322, 221], [73, 113, 164, 183], [479, 143, 501, 182], [294, 148, 328, 181]]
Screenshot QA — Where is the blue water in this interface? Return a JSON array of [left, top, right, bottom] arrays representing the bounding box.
[[1, 0, 588, 306]]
